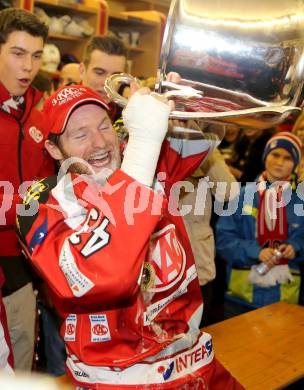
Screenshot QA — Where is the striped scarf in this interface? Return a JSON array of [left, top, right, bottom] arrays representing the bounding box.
[[257, 171, 288, 261], [248, 171, 294, 286], [0, 82, 25, 118]]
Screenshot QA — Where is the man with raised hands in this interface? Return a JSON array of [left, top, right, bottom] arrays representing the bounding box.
[[17, 84, 243, 389]]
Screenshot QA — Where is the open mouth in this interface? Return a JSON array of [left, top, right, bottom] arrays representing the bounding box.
[[18, 78, 30, 87], [87, 151, 112, 168]]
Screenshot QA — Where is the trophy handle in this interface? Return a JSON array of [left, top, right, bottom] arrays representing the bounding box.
[[104, 73, 132, 108], [104, 73, 301, 121]]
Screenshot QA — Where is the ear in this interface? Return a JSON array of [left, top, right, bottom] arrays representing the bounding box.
[[79, 62, 85, 80], [44, 140, 64, 161]]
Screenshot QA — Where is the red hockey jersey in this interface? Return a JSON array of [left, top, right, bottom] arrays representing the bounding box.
[[17, 136, 242, 389]]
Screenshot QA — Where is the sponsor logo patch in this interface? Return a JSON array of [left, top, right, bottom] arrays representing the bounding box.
[[158, 361, 174, 380], [156, 338, 213, 381], [52, 87, 87, 106], [60, 240, 95, 297], [64, 314, 77, 341], [74, 370, 89, 378], [89, 314, 111, 342], [29, 126, 43, 143]]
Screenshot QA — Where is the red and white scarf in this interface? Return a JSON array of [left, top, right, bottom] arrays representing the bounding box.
[[248, 171, 293, 286], [257, 171, 288, 259], [0, 82, 25, 118]]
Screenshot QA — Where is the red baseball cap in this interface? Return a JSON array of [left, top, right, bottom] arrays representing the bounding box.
[[43, 85, 110, 136]]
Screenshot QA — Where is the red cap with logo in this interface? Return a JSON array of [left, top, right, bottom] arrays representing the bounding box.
[[43, 85, 110, 137]]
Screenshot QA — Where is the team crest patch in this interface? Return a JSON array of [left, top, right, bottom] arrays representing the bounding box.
[[147, 224, 186, 292], [29, 126, 43, 143], [23, 178, 49, 205]]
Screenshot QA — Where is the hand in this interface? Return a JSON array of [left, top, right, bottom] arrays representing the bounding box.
[[279, 244, 296, 260], [129, 80, 141, 97], [259, 248, 277, 266], [123, 87, 173, 145], [121, 88, 173, 186], [168, 119, 201, 133], [166, 72, 182, 84]]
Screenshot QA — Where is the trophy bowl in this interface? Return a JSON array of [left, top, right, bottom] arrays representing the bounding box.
[[105, 0, 304, 129]]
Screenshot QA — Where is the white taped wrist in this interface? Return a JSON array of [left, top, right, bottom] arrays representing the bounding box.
[[121, 137, 162, 187], [122, 93, 170, 144], [121, 92, 171, 186]]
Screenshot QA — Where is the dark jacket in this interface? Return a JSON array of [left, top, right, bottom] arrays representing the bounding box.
[[231, 128, 275, 185]]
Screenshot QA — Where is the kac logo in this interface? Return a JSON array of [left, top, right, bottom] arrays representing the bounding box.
[[89, 314, 111, 342], [92, 324, 108, 336], [147, 224, 186, 292], [66, 324, 75, 335], [52, 87, 87, 106], [29, 126, 43, 143]]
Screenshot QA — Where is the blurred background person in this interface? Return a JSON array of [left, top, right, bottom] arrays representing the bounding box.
[[0, 7, 54, 372], [291, 111, 304, 305], [292, 111, 304, 182], [79, 34, 127, 122], [80, 34, 126, 98], [58, 62, 81, 87], [179, 128, 238, 325], [227, 126, 276, 185], [32, 70, 54, 110], [216, 132, 304, 318], [218, 124, 241, 164]]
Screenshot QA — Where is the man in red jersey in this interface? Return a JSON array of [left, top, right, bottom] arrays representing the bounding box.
[[17, 84, 243, 389]]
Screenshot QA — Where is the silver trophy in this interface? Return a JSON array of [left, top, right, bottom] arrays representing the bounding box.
[[255, 249, 283, 275], [105, 0, 304, 129]]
